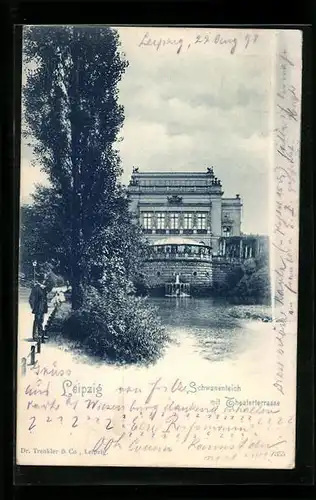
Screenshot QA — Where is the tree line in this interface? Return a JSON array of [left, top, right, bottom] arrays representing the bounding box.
[[21, 26, 169, 365]]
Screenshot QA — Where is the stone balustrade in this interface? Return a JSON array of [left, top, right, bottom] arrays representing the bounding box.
[[146, 251, 212, 262]]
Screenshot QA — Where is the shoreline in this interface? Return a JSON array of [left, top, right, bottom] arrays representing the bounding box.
[[19, 286, 273, 325], [42, 300, 273, 369], [227, 306, 272, 322]]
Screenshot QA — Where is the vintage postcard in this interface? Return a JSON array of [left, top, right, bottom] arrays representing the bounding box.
[[16, 26, 302, 469]]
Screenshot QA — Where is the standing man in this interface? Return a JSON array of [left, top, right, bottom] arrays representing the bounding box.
[[29, 274, 48, 341]]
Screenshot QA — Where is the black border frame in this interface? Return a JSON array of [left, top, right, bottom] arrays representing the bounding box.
[[2, 1, 314, 496]]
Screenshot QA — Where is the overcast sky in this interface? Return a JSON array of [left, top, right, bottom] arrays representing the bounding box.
[[20, 27, 273, 234]]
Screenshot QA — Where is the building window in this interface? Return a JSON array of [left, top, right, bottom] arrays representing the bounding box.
[[183, 213, 193, 229], [156, 213, 165, 229], [197, 213, 207, 230], [157, 271, 161, 277], [193, 271, 197, 277], [170, 213, 179, 230], [143, 213, 152, 229]]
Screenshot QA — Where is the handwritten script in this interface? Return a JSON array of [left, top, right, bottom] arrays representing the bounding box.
[[138, 31, 259, 55], [17, 361, 295, 468], [272, 39, 301, 399]]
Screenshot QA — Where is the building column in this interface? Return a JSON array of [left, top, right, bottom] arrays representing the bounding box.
[[222, 239, 226, 256], [211, 197, 222, 236], [211, 196, 222, 254], [256, 238, 260, 257], [207, 211, 212, 234]]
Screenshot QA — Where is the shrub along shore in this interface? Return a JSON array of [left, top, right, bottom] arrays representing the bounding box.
[[46, 291, 171, 367]]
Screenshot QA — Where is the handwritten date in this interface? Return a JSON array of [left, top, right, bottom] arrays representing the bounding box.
[[138, 31, 259, 55]]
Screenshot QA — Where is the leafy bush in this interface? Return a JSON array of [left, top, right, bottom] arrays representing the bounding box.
[[133, 274, 150, 297], [61, 286, 170, 366], [45, 271, 66, 290], [191, 285, 213, 297], [212, 255, 271, 305], [227, 264, 271, 305], [226, 265, 244, 288]]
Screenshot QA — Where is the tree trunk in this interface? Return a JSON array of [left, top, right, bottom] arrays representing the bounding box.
[[70, 28, 82, 310]]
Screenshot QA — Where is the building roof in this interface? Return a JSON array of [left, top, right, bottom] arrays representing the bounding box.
[[133, 171, 209, 176], [129, 169, 223, 189], [152, 236, 210, 246], [130, 168, 218, 179]]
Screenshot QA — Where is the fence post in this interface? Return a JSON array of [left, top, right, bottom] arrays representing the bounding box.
[[21, 357, 27, 376], [30, 345, 36, 365]]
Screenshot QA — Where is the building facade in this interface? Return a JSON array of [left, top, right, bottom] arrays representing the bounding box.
[[127, 167, 268, 293], [127, 167, 242, 254]]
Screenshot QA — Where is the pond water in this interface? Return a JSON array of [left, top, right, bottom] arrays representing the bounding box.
[[148, 297, 272, 364], [18, 287, 273, 375]]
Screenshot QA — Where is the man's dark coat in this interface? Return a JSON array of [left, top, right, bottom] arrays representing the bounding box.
[[29, 284, 48, 315]]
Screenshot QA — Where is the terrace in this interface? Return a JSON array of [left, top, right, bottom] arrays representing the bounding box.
[[145, 237, 213, 262]]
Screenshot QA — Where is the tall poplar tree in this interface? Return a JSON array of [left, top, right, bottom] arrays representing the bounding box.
[[22, 26, 129, 309]]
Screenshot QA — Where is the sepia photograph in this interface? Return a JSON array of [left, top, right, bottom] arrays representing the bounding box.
[[16, 26, 302, 469]]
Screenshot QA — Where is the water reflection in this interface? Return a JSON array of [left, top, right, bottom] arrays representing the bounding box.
[[149, 297, 250, 363]]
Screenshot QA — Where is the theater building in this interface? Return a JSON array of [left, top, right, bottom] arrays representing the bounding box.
[[127, 167, 242, 252], [127, 167, 268, 293]]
